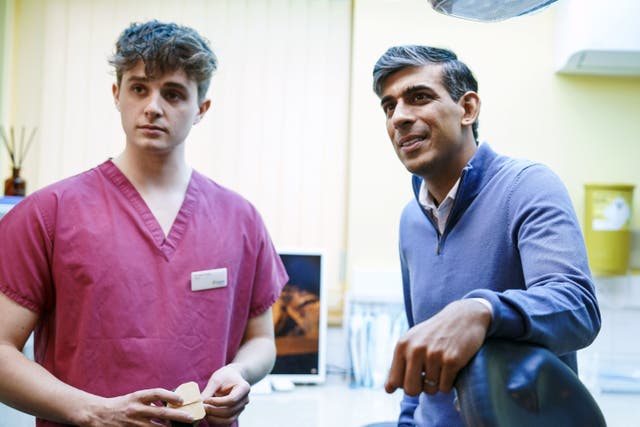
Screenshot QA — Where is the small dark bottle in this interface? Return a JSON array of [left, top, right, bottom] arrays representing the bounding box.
[[4, 167, 26, 196]]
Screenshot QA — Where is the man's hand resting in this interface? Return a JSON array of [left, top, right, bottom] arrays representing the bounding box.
[[385, 298, 492, 396]]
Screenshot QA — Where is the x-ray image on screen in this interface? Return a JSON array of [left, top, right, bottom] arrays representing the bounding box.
[[271, 251, 326, 383]]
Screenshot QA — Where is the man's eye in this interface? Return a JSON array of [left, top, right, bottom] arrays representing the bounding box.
[[383, 104, 395, 116], [164, 91, 184, 101], [131, 85, 145, 94], [413, 93, 430, 102]]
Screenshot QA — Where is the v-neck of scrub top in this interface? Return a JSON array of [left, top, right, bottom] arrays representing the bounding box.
[[98, 160, 198, 260]]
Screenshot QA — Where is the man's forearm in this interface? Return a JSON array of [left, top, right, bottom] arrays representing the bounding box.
[[230, 336, 277, 385], [0, 344, 98, 425]]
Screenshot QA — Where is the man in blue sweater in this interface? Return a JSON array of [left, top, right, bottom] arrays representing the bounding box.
[[373, 45, 601, 426]]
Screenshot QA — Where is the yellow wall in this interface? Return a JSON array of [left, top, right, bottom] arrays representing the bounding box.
[[346, 0, 640, 279], [0, 0, 14, 178]]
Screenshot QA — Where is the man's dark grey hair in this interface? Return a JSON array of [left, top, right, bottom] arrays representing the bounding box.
[[109, 20, 218, 102], [373, 45, 479, 141]]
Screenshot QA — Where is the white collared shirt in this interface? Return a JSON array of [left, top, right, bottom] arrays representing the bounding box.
[[418, 179, 460, 235]]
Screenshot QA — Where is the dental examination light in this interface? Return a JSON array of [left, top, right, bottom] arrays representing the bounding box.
[[427, 0, 560, 22]]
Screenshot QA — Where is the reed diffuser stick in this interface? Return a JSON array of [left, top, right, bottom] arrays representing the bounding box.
[[0, 125, 38, 169], [19, 127, 25, 166], [9, 127, 15, 163], [0, 126, 15, 166]]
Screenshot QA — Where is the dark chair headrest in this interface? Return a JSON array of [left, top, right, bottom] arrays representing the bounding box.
[[454, 339, 606, 427]]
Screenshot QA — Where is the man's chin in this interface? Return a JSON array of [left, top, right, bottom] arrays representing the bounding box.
[[402, 160, 431, 178], [132, 138, 179, 152]]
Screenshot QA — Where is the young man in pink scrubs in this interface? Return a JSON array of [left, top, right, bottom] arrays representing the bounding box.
[[0, 20, 288, 427]]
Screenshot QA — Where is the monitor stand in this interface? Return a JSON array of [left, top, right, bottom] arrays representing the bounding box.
[[270, 377, 296, 392], [251, 377, 296, 394]]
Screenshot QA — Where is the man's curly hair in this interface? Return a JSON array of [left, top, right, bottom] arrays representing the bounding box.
[[109, 20, 218, 101]]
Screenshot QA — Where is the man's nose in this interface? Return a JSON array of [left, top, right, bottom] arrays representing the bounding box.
[[391, 101, 414, 129], [144, 92, 163, 119]]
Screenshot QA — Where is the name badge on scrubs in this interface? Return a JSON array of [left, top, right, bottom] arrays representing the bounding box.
[[191, 268, 227, 291]]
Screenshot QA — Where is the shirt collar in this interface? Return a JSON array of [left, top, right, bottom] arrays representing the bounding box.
[[418, 178, 461, 211]]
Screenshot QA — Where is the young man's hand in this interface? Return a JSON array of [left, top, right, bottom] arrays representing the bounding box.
[[385, 298, 492, 396], [201, 364, 251, 425], [80, 388, 194, 426]]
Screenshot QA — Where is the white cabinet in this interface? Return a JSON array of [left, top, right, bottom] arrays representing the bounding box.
[[555, 0, 640, 75], [579, 275, 640, 426]]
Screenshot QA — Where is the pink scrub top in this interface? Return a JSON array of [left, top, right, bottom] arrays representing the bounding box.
[[0, 161, 288, 427]]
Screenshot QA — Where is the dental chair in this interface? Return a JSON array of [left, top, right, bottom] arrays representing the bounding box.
[[363, 339, 606, 427], [455, 339, 606, 427]]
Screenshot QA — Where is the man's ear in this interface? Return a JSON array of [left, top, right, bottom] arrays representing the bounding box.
[[193, 99, 212, 125], [459, 91, 480, 128], [112, 83, 121, 111]]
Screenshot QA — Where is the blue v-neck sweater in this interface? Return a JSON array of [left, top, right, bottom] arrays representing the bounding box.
[[398, 143, 601, 427]]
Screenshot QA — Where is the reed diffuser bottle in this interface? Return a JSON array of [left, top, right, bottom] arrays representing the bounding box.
[[4, 167, 26, 196], [1, 125, 37, 197]]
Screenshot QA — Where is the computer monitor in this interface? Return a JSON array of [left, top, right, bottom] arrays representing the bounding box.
[[0, 196, 24, 219], [270, 249, 327, 384]]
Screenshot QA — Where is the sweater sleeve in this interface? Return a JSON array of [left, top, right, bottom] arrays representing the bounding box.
[[398, 393, 419, 426], [465, 164, 601, 355]]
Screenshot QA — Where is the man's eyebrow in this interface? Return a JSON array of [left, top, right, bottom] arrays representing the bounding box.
[[126, 75, 149, 83], [380, 95, 394, 107], [380, 84, 435, 106], [163, 81, 189, 92], [405, 84, 434, 95], [124, 76, 190, 93]]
